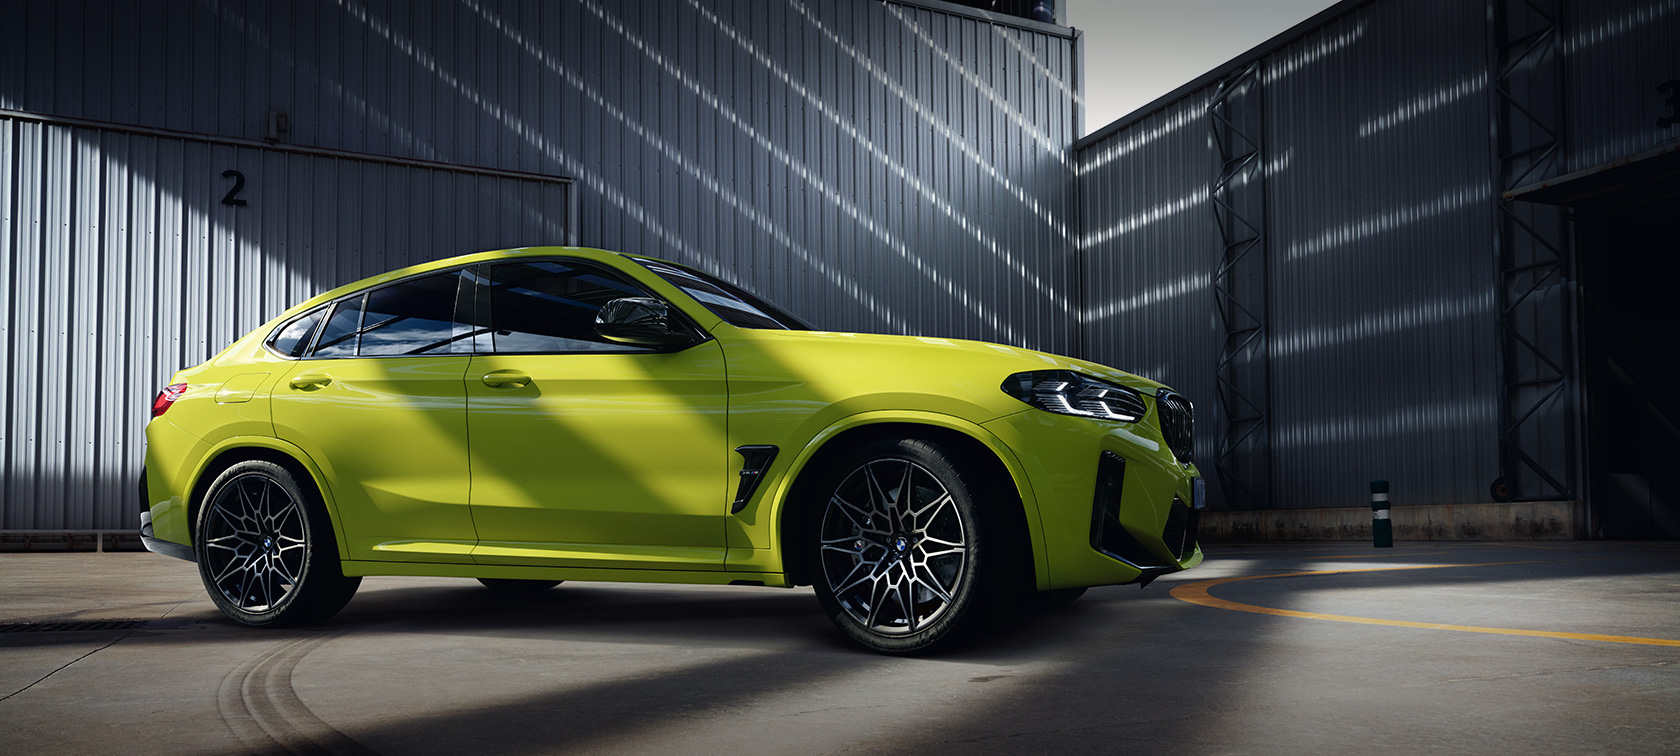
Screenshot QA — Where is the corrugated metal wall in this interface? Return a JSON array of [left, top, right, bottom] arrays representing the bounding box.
[[1564, 0, 1680, 171], [0, 113, 572, 529], [0, 0, 1080, 530], [1078, 93, 1219, 478], [1078, 0, 1504, 510], [0, 0, 1079, 348], [1265, 0, 1500, 510]]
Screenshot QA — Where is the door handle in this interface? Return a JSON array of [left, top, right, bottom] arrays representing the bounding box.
[[481, 370, 532, 389], [289, 374, 332, 391]]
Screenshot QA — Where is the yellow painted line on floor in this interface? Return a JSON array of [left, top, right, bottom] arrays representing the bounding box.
[[1170, 559, 1680, 648]]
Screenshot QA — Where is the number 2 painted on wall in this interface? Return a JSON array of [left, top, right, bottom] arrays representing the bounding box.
[[1660, 80, 1680, 128], [221, 169, 248, 207]]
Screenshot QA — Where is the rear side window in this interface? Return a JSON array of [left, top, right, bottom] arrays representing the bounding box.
[[266, 309, 325, 358], [486, 261, 654, 354], [359, 273, 468, 355], [305, 271, 468, 358], [311, 296, 365, 358]]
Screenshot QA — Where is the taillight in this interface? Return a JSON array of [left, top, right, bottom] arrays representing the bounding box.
[[152, 383, 188, 417]]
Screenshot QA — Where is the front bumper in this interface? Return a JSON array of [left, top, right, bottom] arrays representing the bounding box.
[[1089, 451, 1203, 587], [982, 408, 1203, 590]]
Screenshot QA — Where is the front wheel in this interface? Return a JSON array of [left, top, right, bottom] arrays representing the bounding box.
[[810, 438, 1005, 654], [195, 459, 360, 627]]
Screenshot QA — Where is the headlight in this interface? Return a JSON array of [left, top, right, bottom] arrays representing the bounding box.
[[1001, 370, 1147, 422]]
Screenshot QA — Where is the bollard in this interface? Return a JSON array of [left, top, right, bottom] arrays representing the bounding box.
[[1371, 480, 1393, 548]]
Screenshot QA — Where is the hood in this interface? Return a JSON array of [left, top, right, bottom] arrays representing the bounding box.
[[794, 330, 1164, 388]]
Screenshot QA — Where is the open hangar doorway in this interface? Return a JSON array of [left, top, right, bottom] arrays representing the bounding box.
[[1521, 148, 1680, 538]]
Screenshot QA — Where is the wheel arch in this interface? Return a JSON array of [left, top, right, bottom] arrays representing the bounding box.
[[769, 412, 1048, 590], [184, 437, 348, 558]]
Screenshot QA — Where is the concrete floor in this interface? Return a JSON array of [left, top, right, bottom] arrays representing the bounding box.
[[2, 542, 1677, 755]]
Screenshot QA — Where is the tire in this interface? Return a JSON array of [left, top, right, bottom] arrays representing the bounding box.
[[810, 438, 1007, 654], [195, 459, 361, 627], [477, 578, 562, 594]]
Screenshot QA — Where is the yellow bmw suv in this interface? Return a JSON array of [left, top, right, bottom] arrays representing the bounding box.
[[140, 247, 1202, 653]]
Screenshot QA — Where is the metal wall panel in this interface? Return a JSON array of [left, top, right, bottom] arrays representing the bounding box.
[[1, 0, 1079, 350], [2, 1, 1078, 530], [0, 113, 571, 530], [1078, 93, 1221, 478], [1564, 0, 1680, 172], [1077, 0, 1504, 510], [1264, 0, 1501, 510]]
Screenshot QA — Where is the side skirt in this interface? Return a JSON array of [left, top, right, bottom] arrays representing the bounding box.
[[339, 560, 792, 588]]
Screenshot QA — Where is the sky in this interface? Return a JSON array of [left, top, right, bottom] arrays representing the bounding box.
[[1064, 0, 1343, 136]]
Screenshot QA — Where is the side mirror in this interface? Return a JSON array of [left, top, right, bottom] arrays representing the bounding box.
[[595, 297, 693, 347]]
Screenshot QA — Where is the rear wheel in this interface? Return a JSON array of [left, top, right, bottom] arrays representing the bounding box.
[[195, 459, 360, 627], [810, 438, 1006, 654]]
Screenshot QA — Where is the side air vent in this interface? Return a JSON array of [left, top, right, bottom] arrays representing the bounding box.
[[731, 445, 779, 513]]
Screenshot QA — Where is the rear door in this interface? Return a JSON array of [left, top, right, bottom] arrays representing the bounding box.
[[271, 269, 477, 563], [463, 258, 730, 570]]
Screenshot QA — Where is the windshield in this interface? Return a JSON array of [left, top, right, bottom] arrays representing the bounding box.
[[636, 258, 814, 331]]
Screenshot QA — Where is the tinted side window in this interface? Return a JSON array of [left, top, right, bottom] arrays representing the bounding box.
[[359, 272, 467, 356], [304, 272, 468, 358], [489, 261, 652, 353], [311, 296, 365, 358], [267, 308, 325, 358]]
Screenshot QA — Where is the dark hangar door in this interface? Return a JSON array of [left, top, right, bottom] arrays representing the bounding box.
[[1576, 171, 1680, 539]]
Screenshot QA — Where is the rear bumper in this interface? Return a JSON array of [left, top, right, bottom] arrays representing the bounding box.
[[140, 511, 196, 562], [139, 468, 194, 562]]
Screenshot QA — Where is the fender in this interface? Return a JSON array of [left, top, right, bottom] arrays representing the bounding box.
[[758, 409, 1051, 589], [177, 436, 350, 561]]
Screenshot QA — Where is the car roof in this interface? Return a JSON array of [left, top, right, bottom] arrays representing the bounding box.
[[280, 246, 683, 317]]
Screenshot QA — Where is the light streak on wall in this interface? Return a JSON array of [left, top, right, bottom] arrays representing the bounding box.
[[881, 2, 1071, 168], [993, 23, 1080, 106], [1079, 189, 1206, 249], [1283, 182, 1490, 261], [1271, 395, 1498, 450], [1564, 0, 1677, 52], [1262, 23, 1365, 83], [1078, 106, 1200, 175], [781, 0, 1075, 241], [1357, 72, 1488, 137], [1081, 272, 1210, 322], [332, 0, 922, 333], [1270, 291, 1497, 357], [564, 0, 1068, 321]]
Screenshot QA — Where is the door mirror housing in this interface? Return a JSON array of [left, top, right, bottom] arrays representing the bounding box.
[[595, 297, 694, 347]]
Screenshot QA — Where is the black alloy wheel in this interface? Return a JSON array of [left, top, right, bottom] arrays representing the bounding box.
[[811, 438, 1006, 654], [195, 459, 360, 627]]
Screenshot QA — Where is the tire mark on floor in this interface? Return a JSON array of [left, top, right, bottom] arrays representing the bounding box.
[[218, 631, 379, 756]]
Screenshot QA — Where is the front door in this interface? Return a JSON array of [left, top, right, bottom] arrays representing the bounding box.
[[464, 259, 729, 569]]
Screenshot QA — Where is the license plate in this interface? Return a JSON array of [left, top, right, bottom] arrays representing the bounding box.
[[1192, 477, 1206, 510]]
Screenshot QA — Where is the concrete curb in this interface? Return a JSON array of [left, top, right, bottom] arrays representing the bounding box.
[[1199, 501, 1577, 541]]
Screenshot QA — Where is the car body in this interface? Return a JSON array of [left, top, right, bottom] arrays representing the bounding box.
[[140, 246, 1203, 652]]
